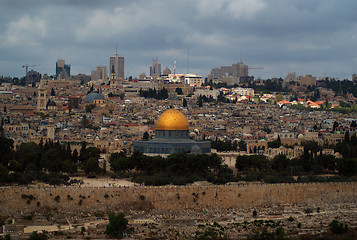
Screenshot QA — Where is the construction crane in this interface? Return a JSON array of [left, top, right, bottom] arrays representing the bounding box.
[[249, 67, 264, 70], [22, 64, 40, 75]]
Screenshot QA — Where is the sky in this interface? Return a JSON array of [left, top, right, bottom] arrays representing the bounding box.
[[0, 0, 356, 80]]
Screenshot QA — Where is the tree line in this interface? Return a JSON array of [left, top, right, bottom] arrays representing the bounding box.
[[235, 139, 357, 183], [110, 151, 234, 185], [1, 135, 356, 186], [139, 88, 168, 100], [0, 137, 102, 185]]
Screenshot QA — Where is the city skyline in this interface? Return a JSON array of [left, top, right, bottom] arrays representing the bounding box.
[[0, 0, 356, 79]]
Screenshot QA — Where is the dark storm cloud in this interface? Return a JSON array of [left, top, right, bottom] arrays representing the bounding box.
[[0, 0, 356, 79]]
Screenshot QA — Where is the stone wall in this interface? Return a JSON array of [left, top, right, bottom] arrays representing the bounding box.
[[0, 182, 355, 215]]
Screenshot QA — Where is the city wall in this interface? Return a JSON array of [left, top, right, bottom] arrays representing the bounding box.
[[0, 182, 355, 215]]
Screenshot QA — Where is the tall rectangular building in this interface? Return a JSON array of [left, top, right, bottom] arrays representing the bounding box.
[[91, 66, 108, 82], [110, 54, 124, 79], [56, 59, 71, 80], [208, 61, 248, 85], [150, 58, 161, 78]]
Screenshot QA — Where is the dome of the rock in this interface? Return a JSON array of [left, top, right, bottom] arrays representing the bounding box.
[[133, 108, 210, 155], [156, 109, 189, 131]]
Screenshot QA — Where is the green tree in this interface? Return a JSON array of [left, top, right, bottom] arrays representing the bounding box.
[[28, 231, 48, 240], [198, 98, 203, 107], [105, 212, 129, 238], [345, 130, 350, 143], [238, 140, 247, 151], [41, 148, 62, 172], [15, 142, 40, 171], [183, 98, 187, 107], [0, 136, 14, 166], [271, 154, 290, 172], [142, 131, 149, 140], [338, 158, 357, 177], [333, 121, 339, 131], [236, 155, 270, 172], [85, 103, 96, 113], [275, 93, 284, 102], [85, 157, 100, 175], [110, 155, 134, 173], [0, 163, 9, 182], [0, 234, 11, 240], [268, 136, 281, 148], [175, 87, 183, 95], [329, 220, 348, 234]]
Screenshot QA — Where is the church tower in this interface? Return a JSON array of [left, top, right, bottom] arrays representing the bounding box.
[[47, 118, 55, 140], [37, 84, 47, 111]]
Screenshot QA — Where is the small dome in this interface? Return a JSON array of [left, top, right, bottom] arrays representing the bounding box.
[[156, 109, 189, 131], [84, 93, 105, 103], [47, 100, 56, 107]]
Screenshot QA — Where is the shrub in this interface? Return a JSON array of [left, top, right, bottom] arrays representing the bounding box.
[[304, 208, 313, 214], [54, 196, 60, 202], [105, 212, 128, 238], [28, 231, 48, 240], [21, 194, 35, 200], [23, 215, 33, 220], [253, 209, 257, 217], [329, 220, 348, 234]]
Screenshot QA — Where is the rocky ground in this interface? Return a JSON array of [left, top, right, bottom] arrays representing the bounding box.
[[1, 202, 356, 239]]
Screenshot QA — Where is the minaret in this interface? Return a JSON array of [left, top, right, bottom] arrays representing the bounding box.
[[37, 83, 47, 111], [47, 118, 55, 140]]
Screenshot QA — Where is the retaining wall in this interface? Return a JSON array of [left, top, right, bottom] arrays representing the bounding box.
[[0, 182, 355, 215]]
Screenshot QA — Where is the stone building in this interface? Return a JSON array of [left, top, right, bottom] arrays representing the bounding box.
[[134, 108, 211, 155], [299, 74, 316, 87], [208, 61, 249, 85]]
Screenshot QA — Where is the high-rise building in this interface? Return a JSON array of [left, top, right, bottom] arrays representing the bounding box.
[[91, 66, 108, 82], [56, 59, 71, 80], [208, 61, 248, 84], [110, 54, 125, 79], [150, 58, 161, 78]]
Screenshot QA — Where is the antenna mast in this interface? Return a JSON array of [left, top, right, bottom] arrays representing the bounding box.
[[187, 48, 189, 74], [173, 56, 176, 75]]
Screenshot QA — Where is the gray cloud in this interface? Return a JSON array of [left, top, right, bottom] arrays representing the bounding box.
[[0, 0, 356, 79]]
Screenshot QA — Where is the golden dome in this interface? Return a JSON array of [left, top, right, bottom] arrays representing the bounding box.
[[156, 109, 189, 131]]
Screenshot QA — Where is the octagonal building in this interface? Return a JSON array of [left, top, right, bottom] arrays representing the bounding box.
[[133, 109, 211, 155]]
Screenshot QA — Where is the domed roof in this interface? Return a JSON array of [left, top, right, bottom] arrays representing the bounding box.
[[156, 109, 189, 131], [47, 100, 56, 107], [84, 93, 105, 103]]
